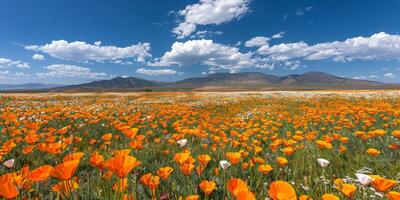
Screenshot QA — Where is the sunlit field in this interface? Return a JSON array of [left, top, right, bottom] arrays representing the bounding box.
[[0, 91, 399, 200]]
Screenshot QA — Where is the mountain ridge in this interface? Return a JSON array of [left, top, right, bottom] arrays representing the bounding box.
[[53, 71, 396, 91], [2, 71, 398, 92]]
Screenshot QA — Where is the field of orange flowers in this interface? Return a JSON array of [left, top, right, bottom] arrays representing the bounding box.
[[0, 92, 399, 199]]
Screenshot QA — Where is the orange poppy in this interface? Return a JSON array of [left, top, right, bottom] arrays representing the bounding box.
[[197, 154, 211, 166], [199, 180, 216, 195], [89, 152, 104, 169], [0, 173, 18, 199], [339, 184, 357, 198], [139, 173, 160, 190], [50, 160, 80, 180], [156, 166, 174, 180], [321, 194, 339, 200], [28, 165, 53, 182], [227, 178, 249, 197], [258, 164, 273, 174], [180, 163, 195, 175], [268, 181, 297, 200], [387, 191, 400, 200], [103, 155, 141, 178], [237, 190, 256, 200], [276, 157, 288, 167], [185, 195, 200, 200], [370, 175, 398, 192], [226, 152, 242, 165], [63, 152, 85, 162]]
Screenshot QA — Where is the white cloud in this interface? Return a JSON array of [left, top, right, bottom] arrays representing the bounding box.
[[257, 32, 400, 63], [272, 31, 285, 39], [0, 57, 30, 69], [150, 39, 271, 73], [173, 0, 251, 38], [353, 76, 366, 80], [368, 74, 380, 79], [36, 64, 112, 79], [25, 40, 151, 63], [245, 36, 270, 47], [0, 70, 9, 75], [194, 30, 223, 38], [383, 72, 395, 78], [32, 54, 45, 60], [136, 68, 177, 76], [296, 6, 312, 16]]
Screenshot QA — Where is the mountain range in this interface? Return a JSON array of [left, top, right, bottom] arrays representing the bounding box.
[[56, 71, 399, 91], [2, 71, 399, 92]]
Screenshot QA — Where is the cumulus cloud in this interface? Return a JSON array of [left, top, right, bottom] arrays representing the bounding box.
[[383, 72, 395, 78], [136, 68, 177, 76], [0, 57, 30, 69], [32, 54, 45, 60], [257, 32, 400, 63], [245, 36, 270, 47], [272, 31, 285, 39], [25, 40, 151, 63], [173, 0, 251, 39], [150, 39, 271, 73], [36, 64, 112, 79]]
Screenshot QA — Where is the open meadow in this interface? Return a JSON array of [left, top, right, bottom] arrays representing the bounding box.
[[0, 91, 399, 200]]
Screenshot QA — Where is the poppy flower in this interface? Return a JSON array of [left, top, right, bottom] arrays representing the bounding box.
[[227, 178, 249, 197], [276, 157, 288, 167], [299, 195, 312, 200], [339, 184, 357, 198], [258, 164, 273, 174], [355, 173, 372, 186], [63, 152, 85, 162], [268, 181, 297, 200], [174, 152, 191, 165], [50, 160, 80, 180], [103, 155, 141, 178], [226, 152, 242, 165], [157, 166, 174, 180], [180, 163, 195, 175], [28, 165, 53, 182], [197, 154, 211, 166], [367, 148, 380, 156], [219, 160, 231, 170], [317, 158, 330, 168], [321, 194, 339, 200], [139, 173, 160, 190], [370, 175, 398, 192], [185, 195, 200, 200], [199, 180, 216, 196], [122, 127, 138, 139], [89, 152, 104, 169], [387, 191, 400, 200], [237, 190, 256, 200], [0, 173, 18, 199]]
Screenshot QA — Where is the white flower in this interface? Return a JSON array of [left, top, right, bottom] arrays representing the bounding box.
[[219, 160, 231, 170], [355, 173, 373, 186], [177, 139, 188, 147], [3, 159, 14, 168], [317, 158, 330, 168]]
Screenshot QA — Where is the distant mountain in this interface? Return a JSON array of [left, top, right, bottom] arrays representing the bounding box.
[[172, 72, 280, 87], [62, 77, 162, 89], [34, 71, 400, 92], [0, 83, 64, 91]]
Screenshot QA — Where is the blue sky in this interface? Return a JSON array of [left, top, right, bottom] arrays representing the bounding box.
[[1, 0, 400, 84]]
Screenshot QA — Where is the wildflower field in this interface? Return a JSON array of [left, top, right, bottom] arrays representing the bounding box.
[[0, 92, 399, 200]]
